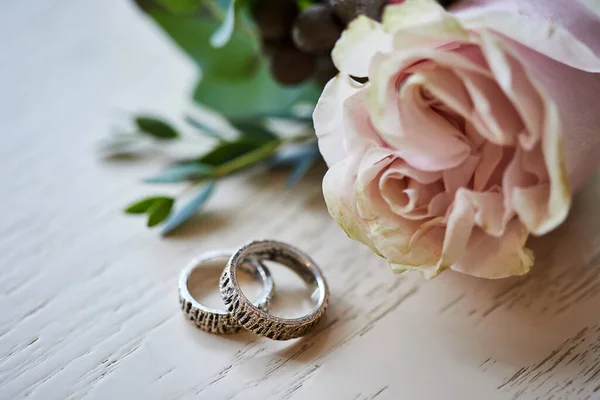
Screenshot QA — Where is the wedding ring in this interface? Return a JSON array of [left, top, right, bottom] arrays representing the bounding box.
[[220, 240, 329, 341], [179, 250, 274, 334]]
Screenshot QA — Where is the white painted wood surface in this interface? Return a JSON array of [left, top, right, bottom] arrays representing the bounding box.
[[2, 1, 600, 399]]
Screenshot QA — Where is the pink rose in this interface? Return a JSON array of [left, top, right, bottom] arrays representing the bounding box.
[[314, 0, 600, 278]]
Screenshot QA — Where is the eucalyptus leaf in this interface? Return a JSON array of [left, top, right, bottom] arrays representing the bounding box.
[[256, 111, 313, 123], [209, 0, 237, 48], [155, 0, 202, 14], [146, 12, 259, 80], [161, 181, 217, 235], [285, 148, 319, 187], [98, 135, 143, 156], [268, 144, 320, 187], [144, 163, 215, 184], [193, 61, 322, 119], [216, 139, 281, 175], [147, 197, 175, 227], [198, 139, 266, 166], [135, 117, 179, 139], [124, 196, 169, 214], [124, 196, 173, 214], [269, 143, 317, 165], [229, 119, 277, 141], [184, 115, 224, 140]]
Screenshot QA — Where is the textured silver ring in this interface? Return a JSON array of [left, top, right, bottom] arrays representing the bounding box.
[[220, 240, 329, 341], [179, 250, 274, 334]]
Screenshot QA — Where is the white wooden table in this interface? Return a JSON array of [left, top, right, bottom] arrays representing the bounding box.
[[2, 1, 600, 399]]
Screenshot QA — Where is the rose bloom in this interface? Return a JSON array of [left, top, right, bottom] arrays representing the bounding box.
[[314, 0, 600, 278]]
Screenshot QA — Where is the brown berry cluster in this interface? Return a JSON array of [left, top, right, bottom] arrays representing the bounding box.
[[252, 0, 386, 86], [252, 0, 454, 86]]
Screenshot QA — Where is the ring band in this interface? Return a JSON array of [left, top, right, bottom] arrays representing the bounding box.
[[179, 250, 274, 334], [220, 240, 329, 341]]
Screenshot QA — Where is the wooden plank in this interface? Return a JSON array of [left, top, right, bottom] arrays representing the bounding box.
[[1, 1, 600, 399]]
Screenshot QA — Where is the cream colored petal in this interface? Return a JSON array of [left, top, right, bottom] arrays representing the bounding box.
[[380, 158, 442, 184], [382, 0, 469, 43], [450, 220, 533, 279], [454, 67, 524, 146], [481, 33, 571, 235], [322, 156, 379, 255], [460, 10, 600, 73], [377, 219, 445, 278], [478, 32, 543, 151], [442, 154, 479, 196], [474, 141, 504, 191], [314, 75, 363, 166], [441, 188, 508, 268], [343, 88, 388, 152], [332, 16, 393, 77], [367, 48, 495, 171], [366, 65, 472, 171]]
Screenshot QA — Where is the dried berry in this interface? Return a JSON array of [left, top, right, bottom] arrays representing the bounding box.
[[270, 44, 315, 85], [438, 0, 456, 7], [314, 56, 338, 86], [329, 0, 386, 23], [254, 0, 298, 41], [292, 4, 343, 55]]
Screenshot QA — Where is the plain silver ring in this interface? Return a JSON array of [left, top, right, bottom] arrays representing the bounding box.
[[179, 250, 274, 334], [220, 240, 329, 341]]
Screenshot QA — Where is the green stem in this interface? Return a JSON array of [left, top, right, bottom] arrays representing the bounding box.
[[285, 133, 316, 144], [215, 139, 282, 176]]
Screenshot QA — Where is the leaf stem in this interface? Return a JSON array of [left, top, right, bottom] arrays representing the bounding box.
[[215, 139, 282, 176]]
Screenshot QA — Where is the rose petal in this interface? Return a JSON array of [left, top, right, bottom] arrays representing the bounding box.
[[332, 16, 393, 77], [441, 188, 507, 266], [478, 32, 544, 150], [480, 31, 571, 234], [442, 154, 480, 195], [458, 8, 600, 72], [322, 155, 380, 255], [454, 67, 524, 146], [502, 34, 600, 192], [314, 75, 363, 166], [451, 219, 533, 279], [474, 141, 504, 190], [382, 0, 469, 44]]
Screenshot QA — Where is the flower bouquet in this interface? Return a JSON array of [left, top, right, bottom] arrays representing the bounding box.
[[108, 0, 600, 279]]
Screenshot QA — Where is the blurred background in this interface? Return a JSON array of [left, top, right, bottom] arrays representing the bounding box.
[[1, 0, 197, 218]]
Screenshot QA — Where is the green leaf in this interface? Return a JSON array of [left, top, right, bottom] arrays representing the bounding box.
[[285, 147, 319, 187], [198, 139, 266, 166], [144, 163, 215, 183], [193, 61, 322, 119], [124, 196, 172, 214], [216, 139, 281, 175], [229, 118, 277, 141], [255, 111, 313, 123], [135, 117, 179, 139], [161, 181, 216, 235], [184, 115, 224, 140], [147, 197, 175, 227], [98, 135, 143, 156], [155, 0, 203, 14], [210, 0, 237, 48], [147, 11, 259, 80]]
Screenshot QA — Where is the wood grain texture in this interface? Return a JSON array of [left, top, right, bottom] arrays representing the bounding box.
[[1, 1, 600, 399]]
